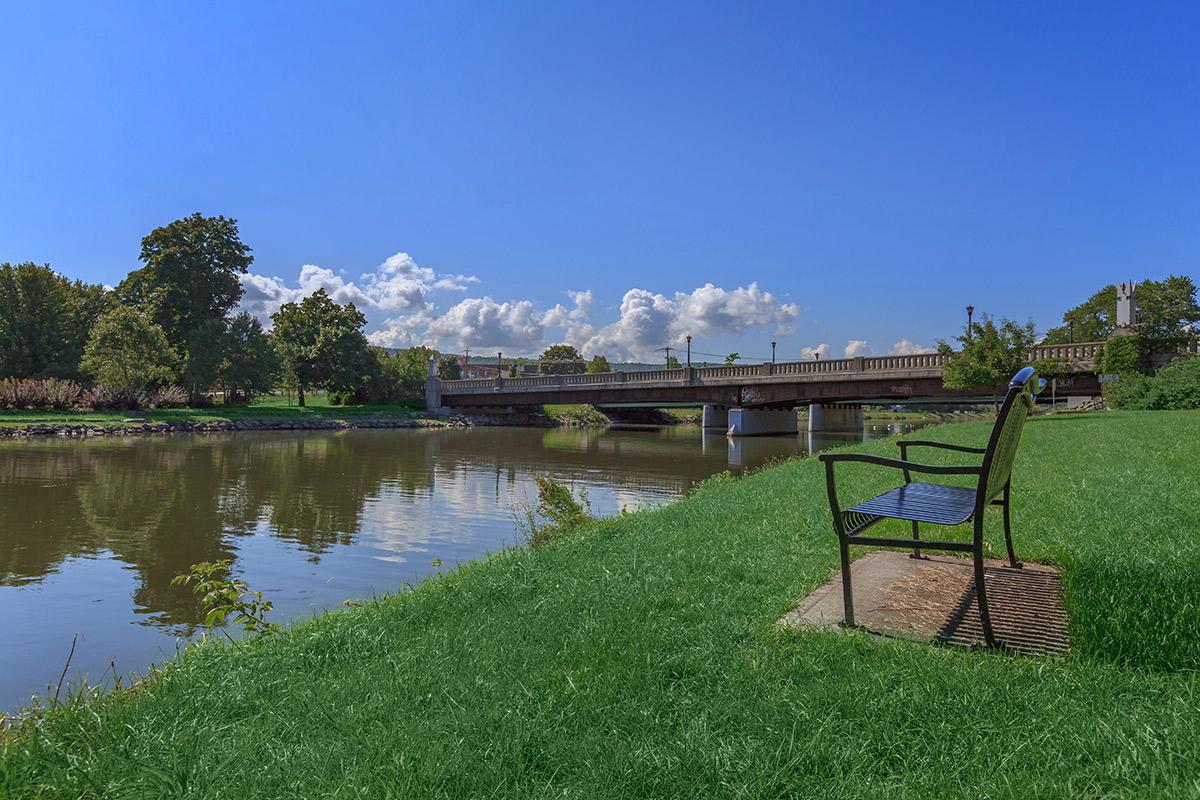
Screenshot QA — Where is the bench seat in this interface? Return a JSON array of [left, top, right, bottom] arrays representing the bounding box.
[[847, 482, 977, 527]]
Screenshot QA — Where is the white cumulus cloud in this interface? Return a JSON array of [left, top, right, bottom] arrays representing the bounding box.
[[844, 339, 871, 357], [890, 338, 935, 355], [799, 343, 830, 360], [579, 282, 800, 361], [236, 251, 476, 325], [424, 296, 545, 352]]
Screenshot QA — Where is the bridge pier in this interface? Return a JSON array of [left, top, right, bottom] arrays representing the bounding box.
[[808, 403, 864, 434], [702, 405, 729, 429], [727, 408, 798, 437], [424, 356, 442, 411]]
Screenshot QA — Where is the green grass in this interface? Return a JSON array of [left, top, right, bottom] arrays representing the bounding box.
[[3, 411, 1200, 797], [541, 404, 611, 425], [0, 392, 421, 426]]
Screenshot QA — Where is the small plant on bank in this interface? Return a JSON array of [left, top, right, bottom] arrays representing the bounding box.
[[515, 475, 592, 547], [171, 560, 280, 639]]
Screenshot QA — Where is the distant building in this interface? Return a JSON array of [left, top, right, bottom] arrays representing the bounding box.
[[456, 358, 537, 379]]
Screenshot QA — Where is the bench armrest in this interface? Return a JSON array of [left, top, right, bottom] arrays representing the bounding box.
[[818, 452, 981, 476], [897, 440, 986, 455]]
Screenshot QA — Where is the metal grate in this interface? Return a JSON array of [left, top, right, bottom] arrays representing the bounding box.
[[933, 563, 1070, 655]]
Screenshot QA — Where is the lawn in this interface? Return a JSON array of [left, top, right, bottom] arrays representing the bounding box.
[[2, 411, 1199, 797], [0, 392, 420, 426]]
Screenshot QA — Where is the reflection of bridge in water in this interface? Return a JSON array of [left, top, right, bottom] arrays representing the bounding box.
[[434, 343, 1107, 435]]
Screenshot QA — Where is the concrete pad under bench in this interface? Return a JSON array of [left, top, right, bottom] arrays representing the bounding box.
[[781, 551, 1070, 655]]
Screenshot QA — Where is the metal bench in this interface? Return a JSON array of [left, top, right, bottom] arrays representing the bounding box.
[[818, 367, 1046, 648]]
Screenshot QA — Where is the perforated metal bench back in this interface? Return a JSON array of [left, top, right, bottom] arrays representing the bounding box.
[[980, 368, 1041, 502]]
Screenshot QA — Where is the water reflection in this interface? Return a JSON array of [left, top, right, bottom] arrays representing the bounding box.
[[0, 422, 921, 710]]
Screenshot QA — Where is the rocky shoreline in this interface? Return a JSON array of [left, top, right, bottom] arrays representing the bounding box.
[[0, 414, 480, 438]]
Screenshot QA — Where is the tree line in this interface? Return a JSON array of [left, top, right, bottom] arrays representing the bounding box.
[[0, 214, 436, 409]]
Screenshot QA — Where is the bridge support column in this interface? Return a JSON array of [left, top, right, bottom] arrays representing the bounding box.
[[727, 408, 797, 437], [702, 405, 729, 429], [808, 403, 864, 434], [424, 356, 442, 411]]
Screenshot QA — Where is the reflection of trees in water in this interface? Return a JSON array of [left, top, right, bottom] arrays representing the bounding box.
[[0, 426, 741, 630]]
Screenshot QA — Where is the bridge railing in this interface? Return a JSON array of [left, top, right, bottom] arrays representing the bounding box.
[[437, 342, 1109, 394], [1028, 342, 1104, 363]]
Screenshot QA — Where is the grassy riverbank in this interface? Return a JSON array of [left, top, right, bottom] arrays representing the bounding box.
[[0, 392, 421, 427], [3, 411, 1199, 797]]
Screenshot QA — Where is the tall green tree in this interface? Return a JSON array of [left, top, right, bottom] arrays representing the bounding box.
[[436, 355, 462, 380], [585, 354, 612, 373], [0, 262, 108, 379], [538, 344, 585, 374], [938, 314, 1039, 410], [81, 306, 178, 396], [1043, 275, 1200, 349], [269, 290, 375, 406], [117, 213, 253, 398], [221, 312, 278, 403]]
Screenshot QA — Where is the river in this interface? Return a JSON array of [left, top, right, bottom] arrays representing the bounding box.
[[0, 421, 923, 712]]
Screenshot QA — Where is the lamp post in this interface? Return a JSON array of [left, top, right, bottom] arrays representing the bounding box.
[[771, 341, 776, 363], [966, 305, 975, 341], [497, 351, 502, 377], [1068, 320, 1074, 344], [686, 335, 692, 366]]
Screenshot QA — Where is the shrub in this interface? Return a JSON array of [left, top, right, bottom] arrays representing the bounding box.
[[515, 476, 592, 547], [1098, 333, 1149, 376], [0, 378, 82, 409], [82, 385, 142, 410], [1107, 355, 1200, 410], [148, 385, 188, 409], [0, 378, 33, 409]]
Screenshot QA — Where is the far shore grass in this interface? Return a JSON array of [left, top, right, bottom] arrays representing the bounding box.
[[2, 410, 1198, 797], [0, 391, 421, 426]]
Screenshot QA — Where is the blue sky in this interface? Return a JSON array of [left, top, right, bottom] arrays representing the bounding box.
[[1, 2, 1197, 361]]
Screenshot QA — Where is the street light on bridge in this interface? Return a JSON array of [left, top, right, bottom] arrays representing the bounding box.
[[771, 341, 776, 363], [686, 335, 692, 367], [966, 305, 975, 341]]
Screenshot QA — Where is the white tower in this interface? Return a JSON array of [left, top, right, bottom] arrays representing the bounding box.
[[1116, 281, 1137, 333]]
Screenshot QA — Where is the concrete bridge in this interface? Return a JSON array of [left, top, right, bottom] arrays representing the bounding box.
[[430, 342, 1107, 435]]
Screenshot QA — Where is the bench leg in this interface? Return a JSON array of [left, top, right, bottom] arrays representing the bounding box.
[[910, 520, 923, 559], [974, 548, 996, 648], [839, 536, 855, 627], [1001, 483, 1021, 569]]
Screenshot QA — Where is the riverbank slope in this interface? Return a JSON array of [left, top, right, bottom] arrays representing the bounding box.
[[3, 411, 1198, 797]]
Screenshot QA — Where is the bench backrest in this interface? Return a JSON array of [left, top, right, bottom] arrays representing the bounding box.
[[977, 367, 1045, 502]]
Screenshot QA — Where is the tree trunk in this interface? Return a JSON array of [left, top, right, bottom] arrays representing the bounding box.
[[297, 385, 305, 407]]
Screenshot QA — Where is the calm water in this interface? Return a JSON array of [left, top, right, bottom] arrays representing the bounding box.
[[0, 422, 920, 712]]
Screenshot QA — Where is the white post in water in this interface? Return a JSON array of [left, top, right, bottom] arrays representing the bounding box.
[[424, 355, 442, 411]]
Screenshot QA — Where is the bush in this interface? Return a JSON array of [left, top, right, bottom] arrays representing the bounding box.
[[147, 385, 188, 409], [82, 385, 141, 410], [1107, 355, 1200, 410], [515, 475, 592, 547], [0, 378, 83, 409], [1098, 333, 1149, 376]]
